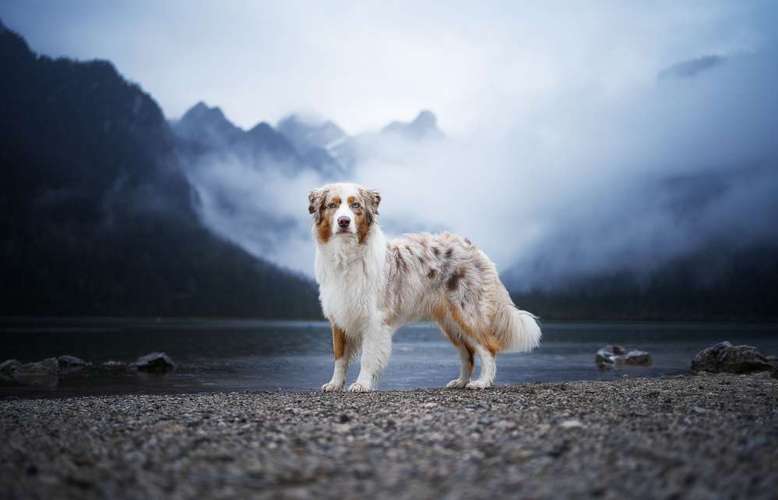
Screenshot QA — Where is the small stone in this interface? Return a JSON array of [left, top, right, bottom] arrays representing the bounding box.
[[625, 350, 652, 366], [101, 360, 128, 370], [595, 346, 627, 368], [559, 419, 584, 429], [609, 345, 626, 355], [129, 352, 176, 373]]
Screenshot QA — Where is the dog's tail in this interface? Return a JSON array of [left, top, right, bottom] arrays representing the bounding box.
[[492, 304, 542, 353]]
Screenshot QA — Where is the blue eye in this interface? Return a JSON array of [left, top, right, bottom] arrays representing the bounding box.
[[350, 202, 361, 209], [327, 202, 338, 209]]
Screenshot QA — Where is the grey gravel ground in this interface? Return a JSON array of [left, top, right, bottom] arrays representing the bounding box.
[[1, 373, 777, 500]]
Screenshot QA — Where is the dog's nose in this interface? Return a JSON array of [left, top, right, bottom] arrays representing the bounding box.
[[337, 216, 351, 228]]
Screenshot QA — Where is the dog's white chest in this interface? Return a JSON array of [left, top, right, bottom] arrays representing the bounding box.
[[315, 240, 385, 335]]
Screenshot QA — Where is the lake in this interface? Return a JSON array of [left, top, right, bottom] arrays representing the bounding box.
[[2, 318, 777, 397]]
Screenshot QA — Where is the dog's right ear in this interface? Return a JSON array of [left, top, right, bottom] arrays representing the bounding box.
[[308, 188, 327, 223]]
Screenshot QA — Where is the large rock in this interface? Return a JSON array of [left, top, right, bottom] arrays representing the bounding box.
[[130, 352, 176, 373], [0, 359, 22, 381], [691, 341, 772, 374], [58, 355, 89, 372], [625, 350, 652, 366], [12, 358, 59, 386]]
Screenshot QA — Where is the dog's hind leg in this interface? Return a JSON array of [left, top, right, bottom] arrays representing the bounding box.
[[322, 323, 350, 392], [437, 321, 474, 388], [447, 342, 475, 388], [466, 343, 496, 389]]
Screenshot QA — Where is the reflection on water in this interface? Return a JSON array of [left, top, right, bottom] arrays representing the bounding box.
[[1, 318, 777, 397]]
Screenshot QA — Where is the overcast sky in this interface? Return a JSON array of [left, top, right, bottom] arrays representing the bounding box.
[[2, 1, 775, 134]]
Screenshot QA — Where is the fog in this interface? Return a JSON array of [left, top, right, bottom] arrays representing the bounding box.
[[185, 45, 778, 290], [4, 1, 777, 289]]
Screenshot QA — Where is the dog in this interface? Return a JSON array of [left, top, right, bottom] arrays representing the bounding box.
[[308, 182, 541, 392]]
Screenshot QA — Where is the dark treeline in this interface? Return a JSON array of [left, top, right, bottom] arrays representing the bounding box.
[[0, 22, 321, 318], [512, 245, 778, 321]]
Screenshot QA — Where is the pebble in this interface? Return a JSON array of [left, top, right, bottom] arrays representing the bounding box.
[[1, 373, 776, 499]]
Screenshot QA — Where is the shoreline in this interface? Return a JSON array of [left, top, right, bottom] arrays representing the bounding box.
[[2, 373, 776, 499]]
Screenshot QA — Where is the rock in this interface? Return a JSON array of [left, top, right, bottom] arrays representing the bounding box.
[[0, 359, 22, 375], [14, 358, 59, 376], [58, 355, 89, 372], [559, 419, 585, 429], [595, 346, 626, 368], [691, 341, 772, 374], [130, 352, 176, 373], [13, 358, 59, 386], [0, 359, 21, 380], [625, 350, 652, 366], [101, 360, 128, 370]]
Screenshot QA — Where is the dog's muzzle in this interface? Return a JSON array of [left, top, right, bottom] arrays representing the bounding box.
[[337, 216, 351, 231]]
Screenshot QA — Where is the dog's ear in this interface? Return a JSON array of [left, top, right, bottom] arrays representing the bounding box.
[[308, 188, 327, 223], [359, 188, 381, 217]]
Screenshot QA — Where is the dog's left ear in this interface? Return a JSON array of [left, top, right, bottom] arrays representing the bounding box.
[[359, 188, 381, 217]]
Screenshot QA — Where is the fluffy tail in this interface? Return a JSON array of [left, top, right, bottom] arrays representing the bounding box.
[[493, 304, 542, 353]]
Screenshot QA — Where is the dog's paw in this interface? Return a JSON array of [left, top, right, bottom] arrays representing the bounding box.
[[321, 381, 344, 392], [348, 381, 373, 393], [445, 378, 469, 389], [465, 380, 493, 390]]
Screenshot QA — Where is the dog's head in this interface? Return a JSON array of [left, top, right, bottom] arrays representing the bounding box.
[[308, 182, 381, 244]]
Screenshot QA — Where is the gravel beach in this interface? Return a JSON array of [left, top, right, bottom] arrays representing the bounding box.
[[2, 373, 776, 500]]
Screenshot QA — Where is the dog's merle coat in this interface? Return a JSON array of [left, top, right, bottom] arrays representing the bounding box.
[[309, 182, 541, 392]]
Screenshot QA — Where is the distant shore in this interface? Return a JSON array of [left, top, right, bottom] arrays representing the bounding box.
[[1, 373, 776, 499]]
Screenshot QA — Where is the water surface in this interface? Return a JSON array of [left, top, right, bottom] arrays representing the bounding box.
[[2, 318, 776, 397]]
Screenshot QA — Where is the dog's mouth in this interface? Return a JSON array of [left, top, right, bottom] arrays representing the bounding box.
[[336, 227, 354, 235]]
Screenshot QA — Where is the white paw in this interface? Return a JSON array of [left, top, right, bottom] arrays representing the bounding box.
[[466, 380, 493, 390], [445, 378, 469, 389], [348, 381, 373, 393], [321, 381, 344, 392]]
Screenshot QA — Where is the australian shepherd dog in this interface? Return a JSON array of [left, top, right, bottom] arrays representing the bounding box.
[[308, 182, 541, 392]]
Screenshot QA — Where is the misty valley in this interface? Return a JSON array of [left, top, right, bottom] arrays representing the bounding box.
[[1, 19, 777, 321]]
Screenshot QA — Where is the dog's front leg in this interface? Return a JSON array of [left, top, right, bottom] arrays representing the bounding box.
[[322, 323, 349, 392], [349, 322, 392, 392]]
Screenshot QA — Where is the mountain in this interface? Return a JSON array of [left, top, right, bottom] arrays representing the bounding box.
[[382, 110, 444, 141], [242, 121, 301, 165], [277, 114, 347, 151], [0, 22, 320, 318], [277, 114, 348, 177], [174, 101, 244, 150], [173, 102, 304, 172]]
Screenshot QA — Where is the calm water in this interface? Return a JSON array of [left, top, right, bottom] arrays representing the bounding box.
[[2, 318, 777, 397]]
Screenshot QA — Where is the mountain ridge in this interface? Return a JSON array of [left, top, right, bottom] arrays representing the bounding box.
[[0, 22, 320, 318]]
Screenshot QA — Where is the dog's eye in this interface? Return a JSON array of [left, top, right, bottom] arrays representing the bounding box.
[[350, 202, 361, 209], [327, 202, 338, 209]]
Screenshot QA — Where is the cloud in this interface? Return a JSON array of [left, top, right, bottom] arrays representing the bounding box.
[[658, 55, 726, 80], [4, 1, 778, 289]]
